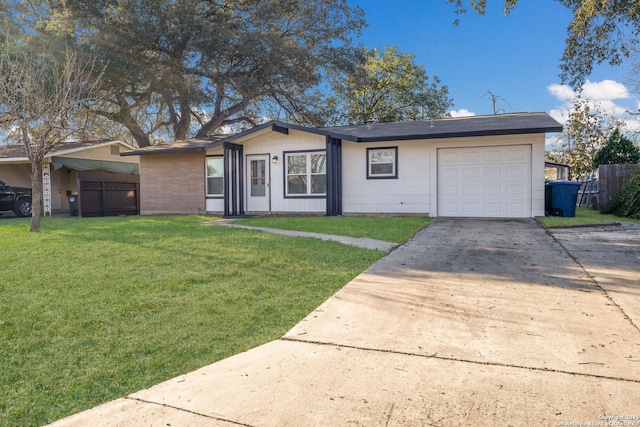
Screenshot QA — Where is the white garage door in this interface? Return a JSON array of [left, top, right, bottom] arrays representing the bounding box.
[[437, 145, 532, 218]]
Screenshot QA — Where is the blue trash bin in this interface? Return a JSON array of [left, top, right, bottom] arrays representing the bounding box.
[[545, 181, 581, 217]]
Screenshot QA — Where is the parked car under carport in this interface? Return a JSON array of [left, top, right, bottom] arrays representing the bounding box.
[[0, 179, 32, 217]]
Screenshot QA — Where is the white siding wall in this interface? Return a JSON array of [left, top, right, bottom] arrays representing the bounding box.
[[530, 136, 546, 217], [342, 140, 431, 214], [343, 133, 545, 217], [206, 129, 327, 214]]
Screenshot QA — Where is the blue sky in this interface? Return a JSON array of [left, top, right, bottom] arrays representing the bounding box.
[[349, 0, 640, 135]]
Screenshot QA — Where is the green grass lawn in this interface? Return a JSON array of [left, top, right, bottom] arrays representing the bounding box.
[[238, 215, 432, 243], [536, 207, 640, 228], [0, 215, 423, 427]]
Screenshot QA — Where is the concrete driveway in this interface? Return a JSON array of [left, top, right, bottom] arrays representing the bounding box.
[[49, 219, 640, 427]]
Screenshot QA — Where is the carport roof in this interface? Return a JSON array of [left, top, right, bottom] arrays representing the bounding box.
[[0, 140, 134, 161], [123, 112, 563, 156]]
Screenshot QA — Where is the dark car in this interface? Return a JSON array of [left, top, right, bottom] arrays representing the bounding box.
[[0, 179, 32, 217]]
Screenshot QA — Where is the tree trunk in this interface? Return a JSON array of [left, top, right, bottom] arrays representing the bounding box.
[[125, 122, 152, 147], [29, 159, 43, 232], [173, 99, 191, 140]]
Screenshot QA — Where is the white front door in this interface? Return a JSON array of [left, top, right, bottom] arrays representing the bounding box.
[[246, 154, 270, 212]]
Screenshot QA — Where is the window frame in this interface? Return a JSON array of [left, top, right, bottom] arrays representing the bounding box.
[[205, 155, 224, 198], [366, 146, 398, 179], [283, 149, 327, 198]]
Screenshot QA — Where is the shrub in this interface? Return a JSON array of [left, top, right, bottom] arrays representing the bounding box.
[[601, 172, 640, 218]]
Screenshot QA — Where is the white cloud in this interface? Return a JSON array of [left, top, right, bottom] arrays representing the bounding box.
[[581, 79, 631, 101], [547, 79, 639, 135], [549, 108, 567, 125], [624, 116, 640, 132], [449, 109, 475, 118], [547, 84, 575, 101], [549, 80, 631, 103], [595, 99, 629, 117]]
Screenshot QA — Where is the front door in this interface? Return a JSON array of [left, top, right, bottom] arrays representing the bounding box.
[[246, 154, 270, 212]]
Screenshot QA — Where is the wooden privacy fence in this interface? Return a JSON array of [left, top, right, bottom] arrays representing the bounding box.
[[597, 164, 640, 208], [577, 164, 640, 209], [77, 171, 140, 217]]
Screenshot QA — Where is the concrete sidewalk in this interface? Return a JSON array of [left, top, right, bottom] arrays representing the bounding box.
[[48, 219, 640, 427], [207, 219, 398, 252]]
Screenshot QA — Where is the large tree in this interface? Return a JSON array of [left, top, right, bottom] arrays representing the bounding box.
[[325, 46, 453, 125], [443, 0, 640, 88], [31, 0, 365, 147], [546, 97, 623, 177], [0, 37, 104, 231]]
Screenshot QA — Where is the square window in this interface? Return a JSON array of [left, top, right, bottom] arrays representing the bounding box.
[[367, 147, 398, 179], [285, 151, 326, 197]]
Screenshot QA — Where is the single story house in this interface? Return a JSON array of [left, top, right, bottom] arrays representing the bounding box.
[[122, 112, 562, 218], [0, 140, 140, 214]]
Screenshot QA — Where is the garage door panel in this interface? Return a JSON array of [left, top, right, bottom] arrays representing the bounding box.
[[462, 202, 481, 215], [484, 167, 503, 180], [441, 183, 460, 195], [438, 145, 531, 218], [506, 203, 527, 215], [484, 150, 503, 162], [507, 149, 527, 161], [463, 151, 481, 162], [440, 202, 461, 215], [440, 151, 460, 163], [440, 167, 460, 179], [507, 166, 526, 179], [462, 185, 481, 196], [484, 184, 502, 197], [462, 167, 480, 179], [484, 203, 503, 214], [506, 183, 526, 196]]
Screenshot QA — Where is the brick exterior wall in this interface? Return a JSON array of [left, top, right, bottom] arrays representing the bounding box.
[[139, 152, 205, 215]]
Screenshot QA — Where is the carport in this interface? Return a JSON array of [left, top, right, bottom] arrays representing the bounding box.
[[0, 140, 140, 216]]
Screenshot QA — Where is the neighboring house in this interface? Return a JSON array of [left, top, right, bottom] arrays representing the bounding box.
[[544, 161, 570, 181], [122, 112, 562, 218], [0, 140, 140, 214]]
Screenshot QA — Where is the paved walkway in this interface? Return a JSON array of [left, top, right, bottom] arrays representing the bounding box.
[[207, 219, 398, 252], [48, 219, 640, 427]]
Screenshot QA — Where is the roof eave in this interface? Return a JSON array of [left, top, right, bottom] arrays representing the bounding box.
[[217, 121, 332, 145], [345, 126, 564, 143], [121, 140, 223, 156], [121, 146, 205, 156]]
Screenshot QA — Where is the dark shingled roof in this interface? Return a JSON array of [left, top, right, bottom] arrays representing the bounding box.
[[121, 136, 228, 156], [320, 112, 563, 142], [124, 112, 563, 156]]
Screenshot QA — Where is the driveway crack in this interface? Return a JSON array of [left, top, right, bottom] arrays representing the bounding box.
[[547, 229, 640, 335], [282, 337, 640, 384], [124, 396, 255, 427]]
